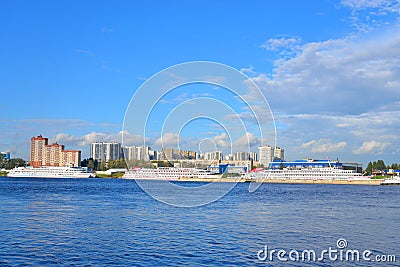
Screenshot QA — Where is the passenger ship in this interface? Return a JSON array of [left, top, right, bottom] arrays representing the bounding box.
[[122, 167, 219, 180], [245, 167, 366, 181], [7, 166, 94, 178]]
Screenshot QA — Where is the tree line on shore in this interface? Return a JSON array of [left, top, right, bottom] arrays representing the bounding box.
[[0, 157, 26, 170], [80, 158, 128, 171], [364, 160, 400, 175]]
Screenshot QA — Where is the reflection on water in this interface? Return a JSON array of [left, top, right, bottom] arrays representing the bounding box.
[[0, 177, 399, 266]]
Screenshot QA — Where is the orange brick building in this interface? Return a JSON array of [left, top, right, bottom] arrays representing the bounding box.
[[30, 135, 81, 167]]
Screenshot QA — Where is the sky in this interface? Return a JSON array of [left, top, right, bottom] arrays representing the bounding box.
[[1, 0, 399, 167]]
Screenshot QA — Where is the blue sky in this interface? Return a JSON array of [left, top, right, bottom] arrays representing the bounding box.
[[1, 0, 400, 166]]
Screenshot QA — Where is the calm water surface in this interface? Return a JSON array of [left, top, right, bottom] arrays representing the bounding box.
[[0, 176, 399, 266]]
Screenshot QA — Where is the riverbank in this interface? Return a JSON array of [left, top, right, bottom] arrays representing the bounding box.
[[177, 177, 383, 185], [0, 173, 384, 185], [95, 172, 124, 178]]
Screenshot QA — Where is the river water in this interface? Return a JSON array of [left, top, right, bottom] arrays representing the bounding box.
[[0, 177, 399, 266]]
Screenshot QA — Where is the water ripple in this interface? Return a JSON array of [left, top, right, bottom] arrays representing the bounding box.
[[0, 177, 399, 266]]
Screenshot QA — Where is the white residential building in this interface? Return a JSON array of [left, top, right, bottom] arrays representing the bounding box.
[[274, 147, 285, 161], [203, 151, 223, 163], [232, 151, 258, 161], [122, 145, 153, 161], [90, 142, 122, 162], [258, 145, 274, 166]]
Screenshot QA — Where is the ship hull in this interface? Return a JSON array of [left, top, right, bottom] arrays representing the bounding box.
[[122, 167, 219, 180], [7, 167, 93, 179]]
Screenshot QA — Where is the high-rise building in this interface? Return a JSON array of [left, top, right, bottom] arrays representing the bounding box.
[[90, 143, 102, 162], [232, 151, 257, 161], [179, 150, 197, 160], [122, 145, 155, 161], [136, 146, 151, 161], [30, 135, 81, 167], [249, 152, 258, 162], [203, 151, 223, 163], [274, 147, 285, 161], [258, 145, 274, 166], [122, 146, 136, 161], [62, 150, 81, 167], [90, 142, 122, 162], [44, 142, 64, 166], [148, 149, 157, 161], [161, 148, 176, 160], [31, 135, 48, 167], [233, 152, 247, 161], [158, 148, 198, 161]]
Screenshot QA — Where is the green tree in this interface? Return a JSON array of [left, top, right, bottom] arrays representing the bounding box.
[[99, 161, 107, 171], [365, 162, 373, 175], [87, 159, 96, 170], [81, 158, 97, 171], [6, 158, 27, 169], [0, 156, 6, 169], [376, 160, 386, 170], [365, 160, 388, 175], [390, 163, 399, 170], [81, 158, 89, 167], [107, 160, 116, 169], [116, 159, 127, 169]]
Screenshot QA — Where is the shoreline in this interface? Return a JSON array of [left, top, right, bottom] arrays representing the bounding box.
[[1, 175, 386, 186], [177, 177, 383, 185]]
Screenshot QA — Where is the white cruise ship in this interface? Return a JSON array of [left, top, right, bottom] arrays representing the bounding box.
[[122, 167, 219, 180], [7, 166, 94, 178], [245, 167, 366, 181]]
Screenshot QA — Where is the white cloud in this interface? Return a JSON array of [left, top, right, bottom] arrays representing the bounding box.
[[302, 139, 347, 153], [340, 0, 400, 32], [341, 0, 400, 12], [233, 132, 261, 151], [154, 132, 180, 148], [0, 118, 122, 160], [53, 132, 97, 147], [212, 132, 229, 148], [269, 106, 400, 164], [353, 140, 390, 154], [50, 131, 145, 148], [260, 36, 302, 52], [253, 32, 400, 116], [240, 65, 256, 75]]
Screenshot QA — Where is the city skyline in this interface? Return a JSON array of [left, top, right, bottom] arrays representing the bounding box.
[[1, 1, 400, 167], [89, 141, 281, 164]]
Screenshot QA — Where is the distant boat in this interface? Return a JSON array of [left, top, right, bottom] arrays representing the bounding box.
[[381, 178, 400, 186], [7, 166, 94, 178], [122, 167, 220, 180]]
